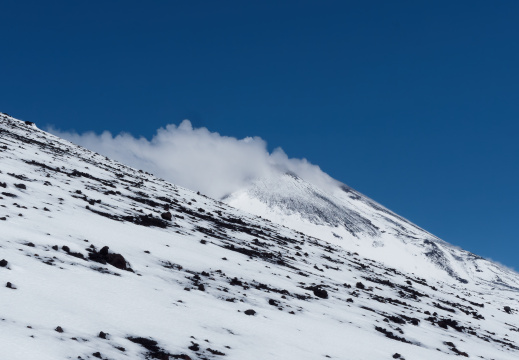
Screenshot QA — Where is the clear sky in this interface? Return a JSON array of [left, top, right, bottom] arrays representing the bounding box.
[[1, 1, 518, 268]]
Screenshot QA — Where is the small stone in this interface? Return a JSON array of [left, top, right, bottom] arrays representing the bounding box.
[[55, 326, 64, 333], [244, 309, 256, 316], [161, 211, 172, 221]]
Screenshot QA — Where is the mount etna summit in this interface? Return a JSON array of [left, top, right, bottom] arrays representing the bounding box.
[[1, 113, 518, 360]]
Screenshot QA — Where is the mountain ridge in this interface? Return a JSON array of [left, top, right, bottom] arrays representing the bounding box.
[[1, 113, 519, 360], [224, 171, 518, 289]]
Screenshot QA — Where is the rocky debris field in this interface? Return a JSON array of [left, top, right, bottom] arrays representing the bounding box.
[[1, 113, 519, 360]]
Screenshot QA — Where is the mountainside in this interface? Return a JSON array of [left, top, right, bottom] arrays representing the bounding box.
[[1, 113, 519, 360], [224, 172, 519, 289]]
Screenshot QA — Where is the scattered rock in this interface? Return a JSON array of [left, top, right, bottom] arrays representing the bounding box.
[[207, 348, 225, 356], [88, 246, 130, 271], [0, 259, 7, 267], [244, 309, 256, 316], [14, 183, 26, 190], [444, 341, 469, 357], [61, 245, 85, 259], [307, 286, 328, 299], [55, 326, 64, 333], [374, 326, 411, 343], [6, 282, 16, 289], [127, 336, 191, 359], [98, 331, 107, 339], [161, 211, 172, 221], [188, 343, 200, 351], [122, 214, 168, 228]]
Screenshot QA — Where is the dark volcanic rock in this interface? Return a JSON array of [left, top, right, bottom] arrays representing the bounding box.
[[306, 285, 329, 299], [207, 348, 226, 356], [123, 214, 168, 228], [127, 336, 192, 360], [161, 211, 172, 221], [88, 246, 130, 271], [356, 282, 365, 290]]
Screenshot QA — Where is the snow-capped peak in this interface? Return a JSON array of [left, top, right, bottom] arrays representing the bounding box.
[[1, 113, 519, 360]]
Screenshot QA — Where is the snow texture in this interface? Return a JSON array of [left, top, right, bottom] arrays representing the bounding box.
[[1, 113, 519, 360]]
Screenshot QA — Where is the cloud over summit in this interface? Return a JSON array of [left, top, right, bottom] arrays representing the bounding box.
[[49, 120, 335, 199]]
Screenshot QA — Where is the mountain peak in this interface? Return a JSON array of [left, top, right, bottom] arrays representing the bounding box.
[[2, 113, 519, 359], [224, 169, 519, 289]]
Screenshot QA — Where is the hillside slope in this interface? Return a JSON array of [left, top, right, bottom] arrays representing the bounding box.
[[1, 113, 519, 360], [225, 172, 519, 289]]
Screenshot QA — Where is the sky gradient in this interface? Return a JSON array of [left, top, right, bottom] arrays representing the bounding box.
[[1, 1, 518, 268]]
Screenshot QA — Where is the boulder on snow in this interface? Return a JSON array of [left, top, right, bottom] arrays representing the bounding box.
[[161, 211, 172, 221], [88, 246, 131, 271]]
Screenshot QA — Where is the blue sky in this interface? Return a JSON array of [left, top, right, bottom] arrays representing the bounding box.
[[1, 1, 518, 268]]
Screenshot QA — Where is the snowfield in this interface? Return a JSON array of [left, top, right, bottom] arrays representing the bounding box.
[[1, 113, 518, 360]]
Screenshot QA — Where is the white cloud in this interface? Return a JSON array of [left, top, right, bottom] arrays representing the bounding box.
[[48, 120, 337, 199]]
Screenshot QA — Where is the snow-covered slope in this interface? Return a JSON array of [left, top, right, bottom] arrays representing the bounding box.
[[1, 113, 519, 360], [224, 172, 519, 289]]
